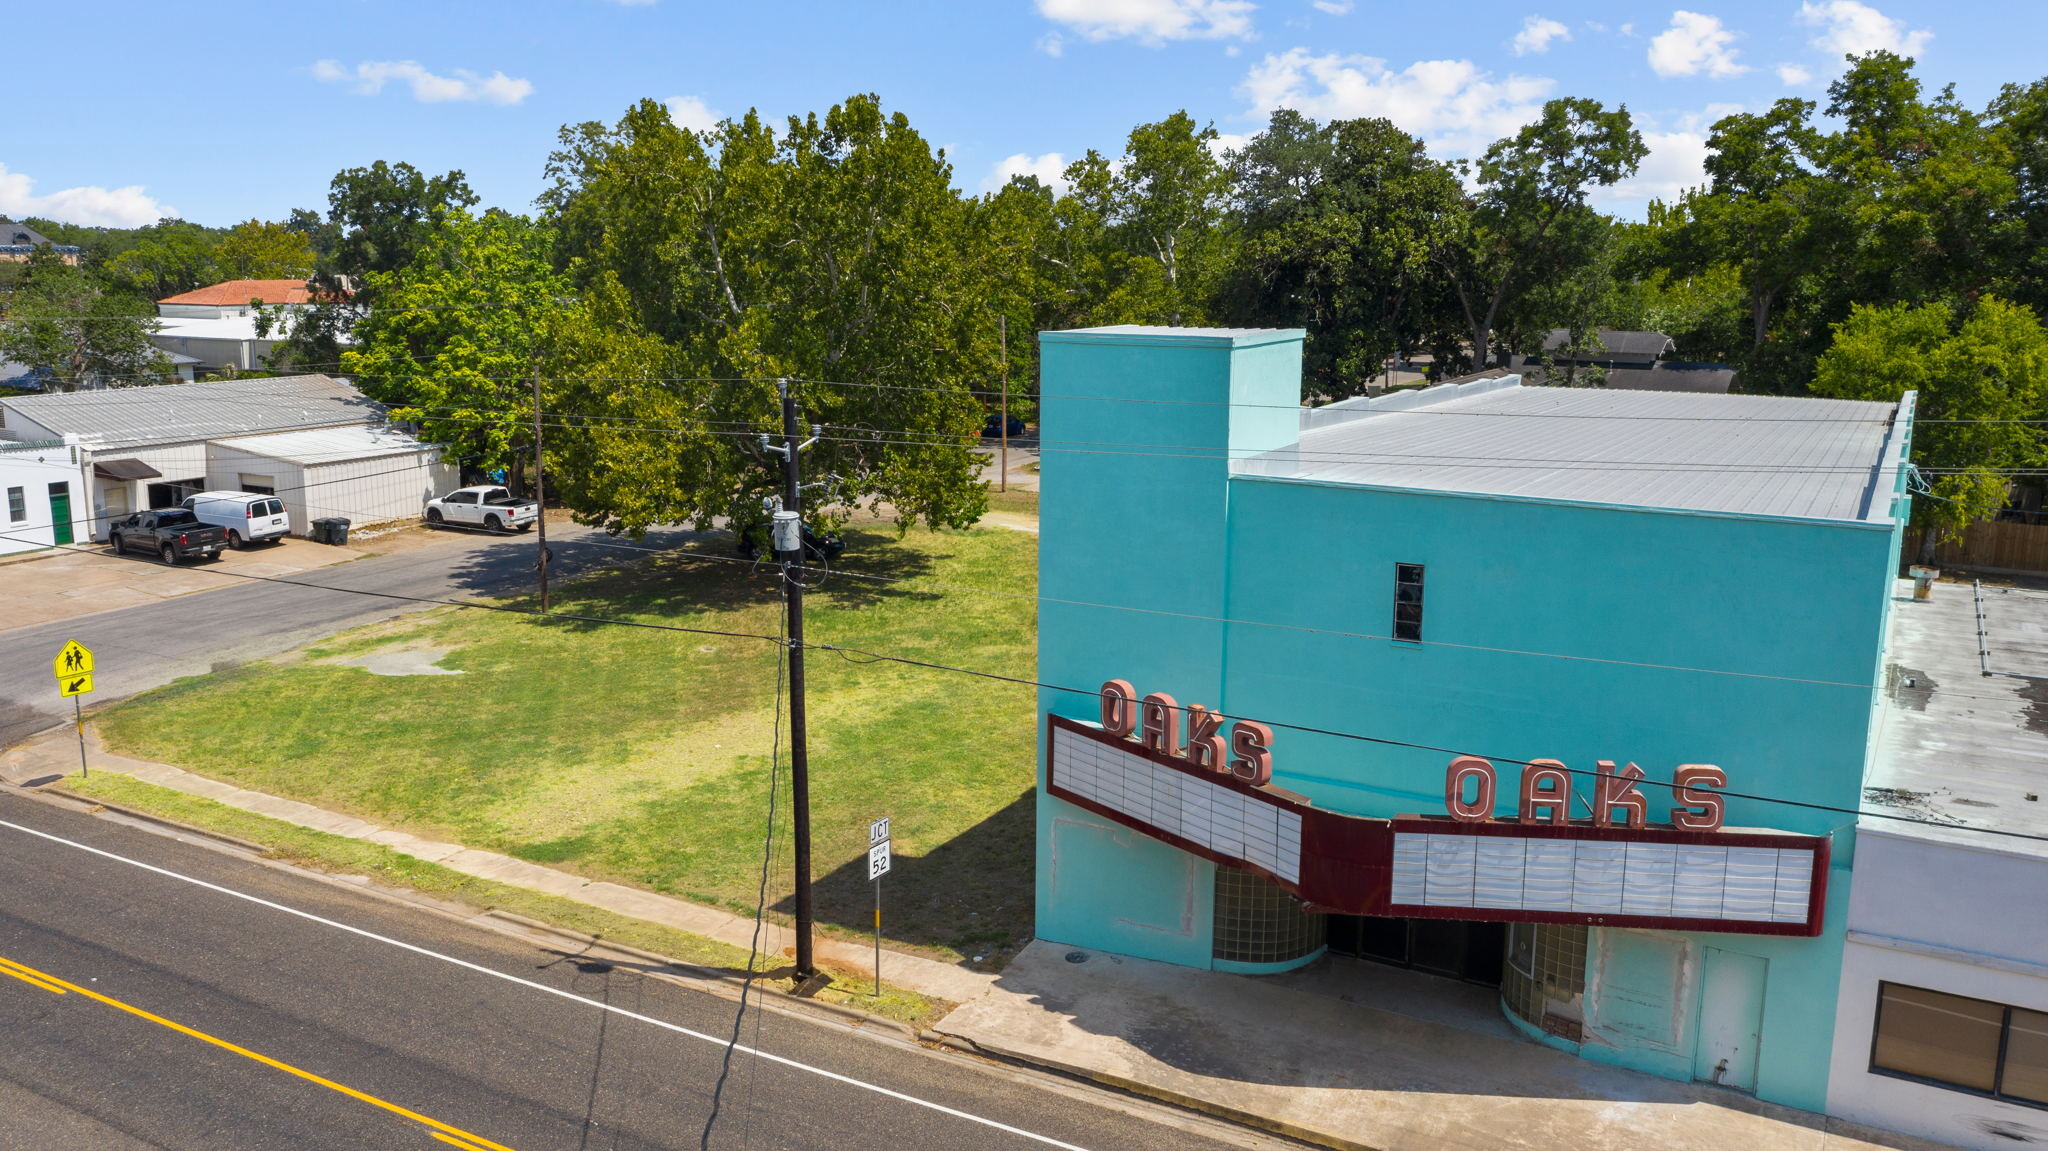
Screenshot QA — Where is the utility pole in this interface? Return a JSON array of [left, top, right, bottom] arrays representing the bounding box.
[[998, 314, 1009, 494], [531, 360, 550, 612], [764, 378, 821, 981]]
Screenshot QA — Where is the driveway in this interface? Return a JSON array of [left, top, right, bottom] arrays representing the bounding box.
[[0, 521, 714, 749]]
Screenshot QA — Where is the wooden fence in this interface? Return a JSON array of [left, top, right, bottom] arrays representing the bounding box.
[[1934, 520, 2048, 575]]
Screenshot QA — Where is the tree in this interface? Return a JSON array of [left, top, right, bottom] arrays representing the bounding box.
[[539, 95, 988, 537], [100, 218, 220, 300], [1059, 113, 1235, 326], [1223, 110, 1463, 398], [214, 219, 315, 280], [0, 266, 171, 389], [268, 162, 479, 369], [341, 210, 572, 486], [1441, 98, 1647, 372], [1811, 297, 2048, 547]]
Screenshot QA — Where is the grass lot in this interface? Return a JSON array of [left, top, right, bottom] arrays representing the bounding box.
[[57, 774, 941, 1025], [98, 503, 1040, 969]]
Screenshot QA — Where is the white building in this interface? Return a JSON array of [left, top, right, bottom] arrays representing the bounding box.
[[1826, 578, 2048, 1147], [0, 376, 456, 539], [0, 435, 91, 556], [150, 279, 342, 379]]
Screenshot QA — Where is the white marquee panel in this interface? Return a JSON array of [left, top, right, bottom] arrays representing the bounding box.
[[1391, 831, 1814, 924], [1052, 725, 1303, 883]]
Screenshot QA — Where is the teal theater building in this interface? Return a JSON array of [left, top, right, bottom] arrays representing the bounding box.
[[1033, 326, 1916, 1111]]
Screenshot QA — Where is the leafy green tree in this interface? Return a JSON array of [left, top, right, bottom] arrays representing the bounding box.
[[540, 95, 987, 537], [213, 219, 315, 280], [1059, 113, 1235, 325], [341, 210, 572, 485], [268, 162, 479, 370], [1223, 110, 1464, 397], [1441, 98, 1647, 371], [100, 219, 220, 299], [0, 266, 171, 389], [1812, 297, 2048, 547]]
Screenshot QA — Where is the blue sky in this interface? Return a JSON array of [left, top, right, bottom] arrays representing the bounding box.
[[5, 0, 2032, 229]]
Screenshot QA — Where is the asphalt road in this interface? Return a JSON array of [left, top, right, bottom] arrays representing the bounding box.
[[0, 523, 717, 749], [0, 795, 1270, 1151]]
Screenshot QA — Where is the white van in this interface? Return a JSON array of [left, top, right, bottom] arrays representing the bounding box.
[[181, 491, 291, 548]]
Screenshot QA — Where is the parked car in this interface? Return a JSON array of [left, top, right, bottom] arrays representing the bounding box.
[[983, 414, 1027, 439], [180, 491, 290, 548], [423, 485, 539, 533], [108, 509, 229, 565]]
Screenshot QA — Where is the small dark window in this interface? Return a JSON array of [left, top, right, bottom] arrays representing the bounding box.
[[1872, 982, 2048, 1108], [6, 486, 23, 523], [1392, 563, 1425, 642]]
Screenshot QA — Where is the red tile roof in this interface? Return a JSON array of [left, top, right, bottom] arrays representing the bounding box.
[[157, 279, 342, 306]]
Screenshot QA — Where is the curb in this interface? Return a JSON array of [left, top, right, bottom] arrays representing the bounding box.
[[926, 1032, 1376, 1151], [19, 784, 270, 854]]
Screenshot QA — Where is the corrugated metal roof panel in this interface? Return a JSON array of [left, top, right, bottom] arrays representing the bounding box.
[[1235, 383, 1900, 522], [0, 375, 381, 449], [212, 424, 436, 465]]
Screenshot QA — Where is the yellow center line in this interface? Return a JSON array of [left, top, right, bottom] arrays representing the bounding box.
[[0, 952, 520, 1151], [0, 957, 68, 995]]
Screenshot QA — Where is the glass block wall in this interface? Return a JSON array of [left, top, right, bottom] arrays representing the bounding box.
[[1213, 865, 1326, 965], [1502, 923, 1590, 1041]]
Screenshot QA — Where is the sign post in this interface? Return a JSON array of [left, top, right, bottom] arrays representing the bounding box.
[[53, 641, 94, 779], [866, 816, 891, 997]]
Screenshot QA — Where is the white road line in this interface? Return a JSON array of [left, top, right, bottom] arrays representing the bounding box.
[[0, 813, 1095, 1151]]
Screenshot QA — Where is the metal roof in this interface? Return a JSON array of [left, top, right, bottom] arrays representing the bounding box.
[[212, 423, 437, 465], [0, 375, 382, 450], [1865, 580, 2048, 857], [1235, 379, 1904, 522]]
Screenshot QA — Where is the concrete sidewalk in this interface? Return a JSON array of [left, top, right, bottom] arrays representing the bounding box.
[[935, 941, 1953, 1151], [0, 726, 996, 1005]]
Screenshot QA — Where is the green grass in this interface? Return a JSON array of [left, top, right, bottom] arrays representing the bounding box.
[[97, 517, 1039, 969], [58, 773, 944, 1027]]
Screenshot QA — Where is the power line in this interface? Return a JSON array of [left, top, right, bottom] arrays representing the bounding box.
[[1, 522, 2037, 844]]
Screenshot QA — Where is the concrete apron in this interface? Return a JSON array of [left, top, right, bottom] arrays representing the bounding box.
[[0, 726, 995, 1005], [935, 941, 1957, 1151]]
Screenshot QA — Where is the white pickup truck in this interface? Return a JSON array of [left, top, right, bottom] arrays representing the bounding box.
[[423, 485, 539, 533]]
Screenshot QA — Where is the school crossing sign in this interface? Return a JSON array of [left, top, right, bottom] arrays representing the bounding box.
[[53, 640, 94, 698]]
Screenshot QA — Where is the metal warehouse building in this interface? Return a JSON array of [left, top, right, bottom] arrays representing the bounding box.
[[0, 376, 455, 541]]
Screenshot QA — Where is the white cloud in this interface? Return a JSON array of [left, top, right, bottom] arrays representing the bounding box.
[[664, 95, 720, 133], [1038, 32, 1066, 56], [311, 59, 534, 105], [0, 162, 176, 228], [1595, 128, 1710, 206], [1797, 0, 1930, 60], [1239, 50, 1553, 155], [1777, 62, 1814, 85], [1208, 132, 1252, 161], [1647, 11, 1749, 79], [1513, 16, 1570, 56], [1035, 0, 1256, 44], [981, 152, 1071, 195], [1312, 0, 1353, 14], [1592, 104, 1740, 210]]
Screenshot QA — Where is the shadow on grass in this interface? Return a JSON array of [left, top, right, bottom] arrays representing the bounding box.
[[779, 788, 1036, 967], [528, 526, 948, 630]]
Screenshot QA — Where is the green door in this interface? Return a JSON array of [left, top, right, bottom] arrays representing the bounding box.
[[48, 482, 73, 545]]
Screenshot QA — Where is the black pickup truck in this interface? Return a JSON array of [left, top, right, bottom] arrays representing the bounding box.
[[108, 508, 230, 564]]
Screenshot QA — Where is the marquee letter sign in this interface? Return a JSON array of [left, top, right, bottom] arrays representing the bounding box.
[[1046, 713, 1827, 937]]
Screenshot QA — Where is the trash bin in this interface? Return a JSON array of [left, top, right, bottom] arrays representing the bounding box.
[[312, 517, 351, 545]]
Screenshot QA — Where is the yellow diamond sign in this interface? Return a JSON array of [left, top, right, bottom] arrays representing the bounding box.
[[52, 640, 94, 679]]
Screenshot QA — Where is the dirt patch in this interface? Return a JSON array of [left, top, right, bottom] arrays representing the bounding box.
[[335, 647, 463, 677]]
